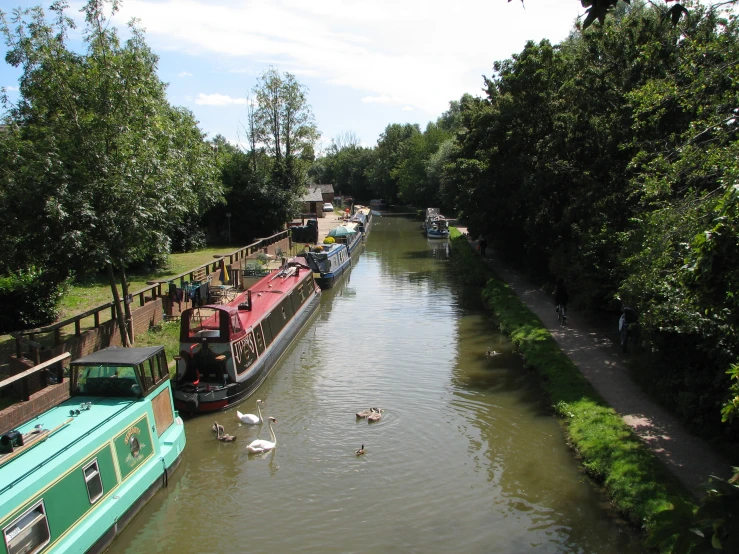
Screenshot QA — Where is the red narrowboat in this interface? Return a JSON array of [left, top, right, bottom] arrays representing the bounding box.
[[173, 260, 321, 414]]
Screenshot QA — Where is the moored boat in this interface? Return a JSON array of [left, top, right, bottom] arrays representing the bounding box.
[[328, 222, 363, 257], [369, 199, 388, 211], [173, 260, 321, 414], [0, 346, 185, 554], [297, 243, 351, 290], [424, 208, 450, 239], [349, 205, 373, 237]]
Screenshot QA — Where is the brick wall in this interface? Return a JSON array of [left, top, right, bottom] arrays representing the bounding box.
[[0, 298, 163, 434], [0, 380, 69, 435]]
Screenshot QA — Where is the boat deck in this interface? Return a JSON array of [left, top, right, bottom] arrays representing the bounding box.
[[1, 396, 137, 496]]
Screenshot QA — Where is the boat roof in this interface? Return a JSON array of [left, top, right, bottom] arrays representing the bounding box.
[[71, 346, 165, 367], [0, 393, 149, 502], [301, 243, 346, 260], [185, 260, 315, 329]]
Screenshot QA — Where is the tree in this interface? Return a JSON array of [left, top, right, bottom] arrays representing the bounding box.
[[509, 0, 690, 29], [250, 67, 320, 191], [366, 123, 421, 202], [0, 0, 223, 342]]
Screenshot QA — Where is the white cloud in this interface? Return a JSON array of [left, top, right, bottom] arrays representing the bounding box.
[[117, 0, 581, 115], [4, 85, 18, 91], [178, 71, 193, 77], [361, 94, 400, 104], [402, 106, 413, 111], [195, 93, 247, 106]]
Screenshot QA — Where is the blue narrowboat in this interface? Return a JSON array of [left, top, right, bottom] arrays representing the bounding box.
[[297, 243, 351, 289]]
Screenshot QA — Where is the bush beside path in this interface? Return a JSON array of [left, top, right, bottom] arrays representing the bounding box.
[[449, 227, 738, 545]]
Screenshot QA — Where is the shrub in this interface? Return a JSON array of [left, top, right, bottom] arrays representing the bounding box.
[[323, 236, 336, 244], [0, 268, 67, 333]]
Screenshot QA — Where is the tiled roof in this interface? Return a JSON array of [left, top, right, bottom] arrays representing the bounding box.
[[301, 186, 324, 202]]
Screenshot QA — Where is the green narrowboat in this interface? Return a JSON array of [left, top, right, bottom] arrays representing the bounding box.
[[0, 346, 186, 554]]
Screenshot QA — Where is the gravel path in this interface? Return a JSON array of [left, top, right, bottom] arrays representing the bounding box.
[[461, 232, 732, 497]]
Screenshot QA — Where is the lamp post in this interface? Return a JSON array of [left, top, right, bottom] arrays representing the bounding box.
[[226, 212, 231, 245]]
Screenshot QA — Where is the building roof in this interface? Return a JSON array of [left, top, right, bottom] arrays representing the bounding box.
[[316, 183, 334, 194], [301, 186, 324, 202]]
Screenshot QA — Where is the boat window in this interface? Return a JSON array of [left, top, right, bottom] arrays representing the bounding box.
[[289, 291, 301, 315], [83, 459, 104, 504], [253, 325, 265, 355], [186, 308, 221, 339], [137, 363, 154, 392], [3, 500, 50, 554], [267, 308, 285, 337], [282, 295, 295, 321], [146, 358, 159, 390], [156, 350, 168, 380], [74, 365, 140, 397], [230, 313, 242, 334], [262, 317, 274, 347]]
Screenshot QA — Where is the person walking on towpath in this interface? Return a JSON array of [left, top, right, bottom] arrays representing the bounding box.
[[478, 236, 487, 257], [457, 228, 731, 495], [554, 278, 568, 322]]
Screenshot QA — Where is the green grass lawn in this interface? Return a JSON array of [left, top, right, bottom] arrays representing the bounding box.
[[59, 246, 234, 320]]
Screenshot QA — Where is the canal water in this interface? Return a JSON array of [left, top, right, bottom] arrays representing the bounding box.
[[109, 215, 644, 554]]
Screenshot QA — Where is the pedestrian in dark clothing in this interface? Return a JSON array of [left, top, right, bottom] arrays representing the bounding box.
[[619, 306, 638, 352], [554, 278, 568, 319], [479, 237, 487, 257]]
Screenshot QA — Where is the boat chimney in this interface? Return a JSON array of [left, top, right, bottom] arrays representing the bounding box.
[[239, 289, 252, 311]]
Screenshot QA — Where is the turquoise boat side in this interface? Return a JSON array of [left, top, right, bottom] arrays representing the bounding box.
[[0, 377, 185, 554]]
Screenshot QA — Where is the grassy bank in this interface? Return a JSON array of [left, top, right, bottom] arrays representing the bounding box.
[[60, 246, 235, 320], [449, 227, 693, 543]]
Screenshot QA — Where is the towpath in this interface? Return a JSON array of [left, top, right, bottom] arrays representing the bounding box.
[[459, 230, 733, 497]]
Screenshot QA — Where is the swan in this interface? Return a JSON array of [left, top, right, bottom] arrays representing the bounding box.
[[246, 417, 277, 454], [355, 444, 366, 456], [212, 422, 224, 435], [215, 424, 237, 442], [237, 399, 265, 425]]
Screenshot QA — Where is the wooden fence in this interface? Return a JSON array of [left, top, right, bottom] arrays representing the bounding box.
[[11, 230, 290, 362]]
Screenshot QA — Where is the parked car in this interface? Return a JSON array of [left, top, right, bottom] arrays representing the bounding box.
[[323, 202, 334, 212]]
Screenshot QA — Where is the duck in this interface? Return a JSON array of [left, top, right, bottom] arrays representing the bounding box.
[[237, 399, 265, 425], [355, 444, 366, 456], [485, 349, 500, 357], [246, 417, 277, 454], [212, 422, 225, 435], [356, 406, 382, 419], [215, 425, 237, 442]]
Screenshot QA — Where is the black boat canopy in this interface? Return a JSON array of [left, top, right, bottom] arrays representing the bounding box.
[[70, 346, 165, 367]]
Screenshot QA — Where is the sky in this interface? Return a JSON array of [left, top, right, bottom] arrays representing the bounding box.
[[0, 0, 583, 151]]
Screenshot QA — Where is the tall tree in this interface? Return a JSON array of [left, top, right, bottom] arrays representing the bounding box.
[[250, 67, 320, 191], [0, 0, 223, 342]]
